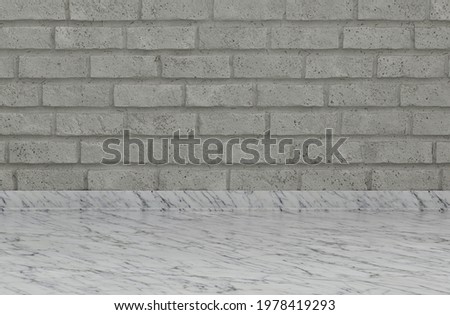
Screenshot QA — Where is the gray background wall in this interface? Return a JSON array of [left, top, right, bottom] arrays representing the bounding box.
[[0, 0, 449, 191]]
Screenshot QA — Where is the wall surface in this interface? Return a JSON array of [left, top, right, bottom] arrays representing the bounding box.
[[0, 0, 449, 190]]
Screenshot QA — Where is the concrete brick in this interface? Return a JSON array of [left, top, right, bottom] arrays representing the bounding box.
[[372, 169, 440, 190], [306, 55, 373, 78], [199, 27, 267, 49], [0, 142, 5, 163], [437, 142, 450, 163], [187, 84, 253, 107], [127, 27, 196, 50], [114, 84, 183, 107], [416, 27, 450, 49], [142, 0, 211, 20], [287, 0, 354, 20], [343, 27, 412, 49], [0, 114, 52, 135], [70, 0, 140, 21], [88, 169, 158, 190], [258, 84, 324, 107], [44, 83, 111, 107], [271, 112, 340, 135], [234, 55, 304, 78], [199, 113, 265, 135], [361, 141, 433, 164], [214, 0, 284, 20], [230, 169, 300, 190], [0, 83, 40, 107], [56, 113, 124, 136], [378, 55, 446, 78], [431, 0, 450, 20], [17, 169, 85, 190], [358, 0, 428, 20], [413, 111, 450, 135], [401, 83, 450, 107], [0, 27, 52, 49], [0, 0, 65, 20], [55, 27, 123, 49], [329, 83, 399, 107], [302, 170, 368, 190], [9, 141, 78, 164], [162, 56, 230, 78], [91, 55, 158, 78], [0, 171, 14, 190], [19, 56, 88, 78], [128, 113, 196, 135], [342, 110, 409, 135], [443, 170, 450, 189], [272, 27, 339, 49], [0, 57, 15, 78], [159, 168, 227, 190]]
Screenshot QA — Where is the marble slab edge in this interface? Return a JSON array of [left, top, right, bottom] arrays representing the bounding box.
[[0, 191, 449, 211]]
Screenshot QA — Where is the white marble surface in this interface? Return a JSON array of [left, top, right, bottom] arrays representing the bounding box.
[[1, 208, 449, 294]]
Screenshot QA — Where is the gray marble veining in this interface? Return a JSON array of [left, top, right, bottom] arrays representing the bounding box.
[[1, 208, 449, 294]]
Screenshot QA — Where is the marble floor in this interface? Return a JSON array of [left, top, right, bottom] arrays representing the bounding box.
[[0, 209, 449, 294]]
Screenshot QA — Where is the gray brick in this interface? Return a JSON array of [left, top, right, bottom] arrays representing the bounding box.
[[142, 0, 211, 20], [55, 27, 123, 49], [56, 113, 124, 136], [0, 113, 52, 135], [435, 142, 450, 163], [162, 56, 230, 78], [372, 169, 439, 190], [302, 170, 368, 190], [378, 56, 446, 78], [128, 113, 196, 135], [401, 83, 450, 107], [114, 84, 183, 107], [305, 140, 364, 164], [91, 55, 158, 78], [361, 141, 433, 164], [159, 168, 227, 190], [329, 83, 399, 107], [443, 170, 450, 189], [0, 142, 5, 163], [0, 171, 14, 190], [187, 84, 253, 107], [306, 55, 373, 78], [0, 83, 40, 107], [214, 0, 284, 20], [17, 169, 85, 190], [416, 27, 450, 49], [413, 111, 450, 135], [9, 141, 78, 164], [234, 55, 303, 78], [287, 0, 354, 20], [70, 0, 140, 20], [199, 113, 265, 135], [358, 0, 428, 20], [88, 169, 158, 190], [342, 110, 409, 135], [0, 0, 65, 20], [0, 57, 14, 78], [19, 56, 88, 78], [199, 27, 267, 49], [258, 84, 324, 107], [431, 0, 450, 20], [272, 27, 339, 49], [81, 140, 110, 164], [271, 112, 340, 135], [230, 169, 300, 190], [343, 27, 412, 49], [0, 27, 52, 49], [43, 83, 111, 107], [127, 27, 196, 50]]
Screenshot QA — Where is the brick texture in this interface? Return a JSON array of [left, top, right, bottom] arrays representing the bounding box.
[[0, 0, 449, 190]]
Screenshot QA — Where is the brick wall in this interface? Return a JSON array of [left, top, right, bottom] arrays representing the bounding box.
[[0, 0, 449, 190]]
